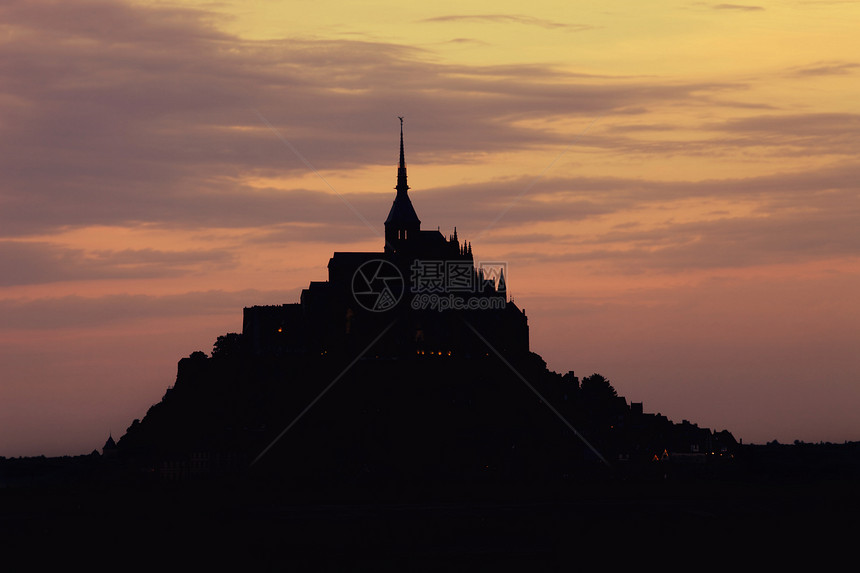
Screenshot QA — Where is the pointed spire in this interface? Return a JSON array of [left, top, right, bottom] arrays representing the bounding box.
[[102, 434, 117, 455], [396, 116, 409, 195], [385, 117, 421, 244], [453, 226, 458, 241]]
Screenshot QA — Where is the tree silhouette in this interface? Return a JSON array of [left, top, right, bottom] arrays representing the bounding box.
[[580, 373, 617, 402], [212, 333, 242, 359]]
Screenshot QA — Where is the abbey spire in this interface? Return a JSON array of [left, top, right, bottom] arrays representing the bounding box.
[[384, 117, 421, 253], [396, 116, 409, 195]]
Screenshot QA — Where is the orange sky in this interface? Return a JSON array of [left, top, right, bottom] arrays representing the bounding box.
[[1, 0, 859, 456]]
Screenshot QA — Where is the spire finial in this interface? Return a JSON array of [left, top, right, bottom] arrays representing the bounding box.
[[396, 116, 409, 194]]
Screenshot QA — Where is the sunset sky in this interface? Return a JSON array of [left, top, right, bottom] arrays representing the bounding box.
[[1, 0, 859, 457]]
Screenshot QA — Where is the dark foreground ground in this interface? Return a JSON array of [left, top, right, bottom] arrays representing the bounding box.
[[2, 443, 859, 570], [3, 479, 855, 570]]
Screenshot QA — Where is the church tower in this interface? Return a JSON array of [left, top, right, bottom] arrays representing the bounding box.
[[384, 118, 421, 254]]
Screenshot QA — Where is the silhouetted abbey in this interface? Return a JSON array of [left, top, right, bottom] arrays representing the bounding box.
[[243, 120, 528, 360], [115, 122, 738, 490]]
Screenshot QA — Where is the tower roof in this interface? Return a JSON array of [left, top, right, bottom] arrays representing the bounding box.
[[103, 434, 117, 451], [385, 118, 421, 227]]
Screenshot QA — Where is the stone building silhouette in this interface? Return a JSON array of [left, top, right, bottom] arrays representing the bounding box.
[[243, 120, 529, 359]]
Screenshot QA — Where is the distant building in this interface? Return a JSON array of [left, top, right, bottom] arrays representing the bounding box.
[[243, 120, 529, 358], [102, 435, 118, 458]]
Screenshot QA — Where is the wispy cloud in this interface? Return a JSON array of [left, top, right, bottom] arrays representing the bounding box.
[[711, 3, 765, 10], [0, 289, 291, 330], [425, 162, 860, 273], [420, 14, 593, 31], [0, 0, 757, 238], [787, 60, 860, 76], [0, 241, 239, 286]]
